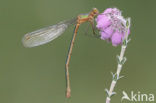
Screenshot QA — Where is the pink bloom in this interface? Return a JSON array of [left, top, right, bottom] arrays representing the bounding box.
[[111, 31, 123, 46], [96, 8, 130, 46], [96, 15, 111, 30], [100, 26, 113, 40]]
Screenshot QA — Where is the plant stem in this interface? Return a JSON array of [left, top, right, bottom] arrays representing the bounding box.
[[106, 45, 126, 103], [105, 18, 130, 103]]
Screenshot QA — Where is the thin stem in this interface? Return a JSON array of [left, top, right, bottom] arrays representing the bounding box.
[[106, 46, 126, 103], [105, 19, 130, 103]]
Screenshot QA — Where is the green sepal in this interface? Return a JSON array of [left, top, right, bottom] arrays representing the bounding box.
[[126, 18, 131, 28]]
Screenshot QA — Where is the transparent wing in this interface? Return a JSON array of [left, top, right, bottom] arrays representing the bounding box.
[[22, 18, 77, 48]]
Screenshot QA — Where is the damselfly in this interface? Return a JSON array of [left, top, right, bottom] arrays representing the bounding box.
[[22, 8, 99, 98]]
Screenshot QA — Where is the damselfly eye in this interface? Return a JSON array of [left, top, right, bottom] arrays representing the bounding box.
[[92, 8, 99, 14]]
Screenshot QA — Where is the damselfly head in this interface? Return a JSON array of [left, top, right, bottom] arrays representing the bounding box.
[[92, 8, 99, 15]]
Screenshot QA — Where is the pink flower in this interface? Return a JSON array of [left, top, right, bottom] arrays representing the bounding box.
[[96, 8, 130, 46]]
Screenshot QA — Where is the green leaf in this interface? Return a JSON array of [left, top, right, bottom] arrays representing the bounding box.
[[105, 88, 110, 97], [110, 92, 117, 97], [116, 55, 121, 64], [121, 57, 127, 65]]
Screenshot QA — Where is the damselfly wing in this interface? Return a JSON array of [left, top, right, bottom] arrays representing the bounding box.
[[22, 8, 99, 98], [22, 18, 77, 48]]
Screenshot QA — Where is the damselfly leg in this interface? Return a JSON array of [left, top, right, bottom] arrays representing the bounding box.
[[22, 8, 99, 98]]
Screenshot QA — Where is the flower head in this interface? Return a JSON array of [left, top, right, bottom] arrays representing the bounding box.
[[96, 8, 130, 46]]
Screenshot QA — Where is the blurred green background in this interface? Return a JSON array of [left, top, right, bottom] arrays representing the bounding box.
[[0, 0, 156, 103]]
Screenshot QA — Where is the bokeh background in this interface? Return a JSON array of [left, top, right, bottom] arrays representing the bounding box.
[[0, 0, 156, 103]]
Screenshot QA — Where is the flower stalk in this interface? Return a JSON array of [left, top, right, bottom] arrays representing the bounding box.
[[105, 18, 131, 103]]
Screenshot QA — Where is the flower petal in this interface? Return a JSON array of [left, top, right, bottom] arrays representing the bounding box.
[[96, 8, 130, 47], [96, 15, 111, 30], [102, 8, 121, 15], [112, 8, 121, 15], [103, 8, 113, 14], [104, 26, 114, 35], [111, 31, 122, 46], [100, 32, 110, 40], [100, 26, 114, 40]]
